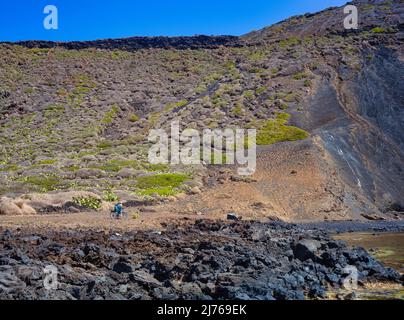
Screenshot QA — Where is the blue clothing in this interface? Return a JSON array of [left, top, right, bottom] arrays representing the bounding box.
[[114, 204, 122, 215]]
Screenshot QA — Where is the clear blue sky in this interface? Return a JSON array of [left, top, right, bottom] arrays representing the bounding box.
[[0, 0, 348, 42]]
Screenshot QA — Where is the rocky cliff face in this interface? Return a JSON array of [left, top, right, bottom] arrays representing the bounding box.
[[332, 45, 404, 214], [4, 35, 243, 51], [0, 0, 402, 220]]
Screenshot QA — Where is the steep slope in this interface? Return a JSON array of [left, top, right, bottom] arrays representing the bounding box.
[[244, 0, 404, 42], [239, 0, 404, 219]]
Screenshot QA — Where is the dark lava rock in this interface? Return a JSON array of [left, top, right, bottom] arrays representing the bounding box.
[[6, 35, 244, 52], [112, 257, 133, 274], [227, 213, 241, 221], [292, 239, 322, 261], [0, 220, 402, 300]]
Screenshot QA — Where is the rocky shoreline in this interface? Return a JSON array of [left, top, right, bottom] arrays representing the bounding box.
[[0, 220, 402, 300]]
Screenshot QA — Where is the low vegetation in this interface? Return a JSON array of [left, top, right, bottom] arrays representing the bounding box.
[[102, 105, 119, 124], [135, 173, 190, 196], [103, 191, 119, 202], [256, 113, 309, 145], [20, 174, 61, 192], [72, 196, 102, 210]]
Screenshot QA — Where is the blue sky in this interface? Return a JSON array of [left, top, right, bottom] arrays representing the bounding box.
[[0, 0, 348, 42]]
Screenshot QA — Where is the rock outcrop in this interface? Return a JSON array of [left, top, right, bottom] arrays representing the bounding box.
[[0, 220, 402, 300], [2, 35, 243, 51]]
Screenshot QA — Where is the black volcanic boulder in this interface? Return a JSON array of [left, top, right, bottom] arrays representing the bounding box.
[[112, 257, 133, 274], [292, 239, 322, 261]]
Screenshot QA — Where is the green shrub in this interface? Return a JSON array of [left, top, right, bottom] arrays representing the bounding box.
[[232, 104, 244, 116], [102, 105, 119, 124], [249, 50, 266, 62], [255, 86, 267, 95], [137, 187, 178, 196], [36, 159, 57, 166], [103, 191, 119, 202], [212, 95, 227, 108], [97, 140, 113, 149], [73, 196, 102, 210], [256, 113, 309, 145], [0, 164, 19, 172], [136, 173, 189, 189], [22, 175, 61, 192], [135, 173, 189, 196], [224, 61, 236, 70], [24, 87, 35, 94], [73, 86, 91, 95], [72, 74, 96, 96], [111, 50, 132, 60], [165, 100, 189, 112], [279, 36, 300, 48], [129, 114, 139, 122], [43, 104, 65, 118], [174, 100, 188, 108], [249, 67, 264, 74], [371, 27, 386, 33], [284, 93, 297, 102], [244, 90, 255, 99], [77, 151, 97, 158], [293, 72, 308, 80], [65, 165, 80, 172]]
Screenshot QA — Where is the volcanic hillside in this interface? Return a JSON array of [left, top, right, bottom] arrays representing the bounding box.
[[0, 0, 403, 221]]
